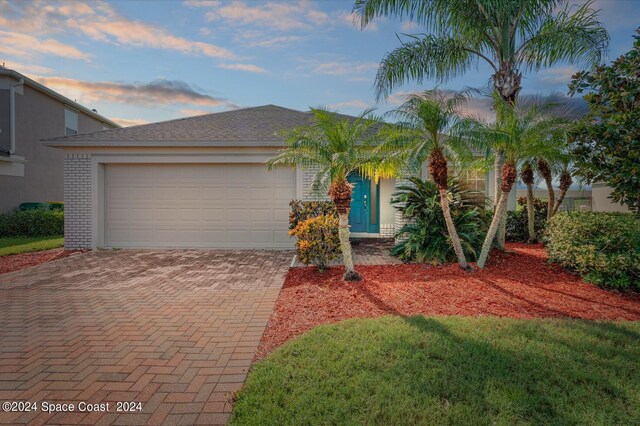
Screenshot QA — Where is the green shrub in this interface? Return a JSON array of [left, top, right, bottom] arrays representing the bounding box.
[[290, 215, 340, 271], [288, 200, 337, 230], [546, 212, 640, 289], [506, 197, 548, 242], [0, 208, 64, 237], [391, 177, 489, 263]]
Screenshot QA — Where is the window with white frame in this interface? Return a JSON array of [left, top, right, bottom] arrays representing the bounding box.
[[65, 109, 78, 136]]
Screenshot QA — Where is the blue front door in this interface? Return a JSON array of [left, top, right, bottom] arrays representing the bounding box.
[[348, 174, 370, 233]]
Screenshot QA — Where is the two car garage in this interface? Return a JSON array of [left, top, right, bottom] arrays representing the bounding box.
[[104, 163, 295, 249]]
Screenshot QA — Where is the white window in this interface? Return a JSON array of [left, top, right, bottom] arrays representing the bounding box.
[[65, 109, 78, 136]]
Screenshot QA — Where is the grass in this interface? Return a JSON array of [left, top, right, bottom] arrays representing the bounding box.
[[0, 236, 64, 256], [231, 316, 640, 425]]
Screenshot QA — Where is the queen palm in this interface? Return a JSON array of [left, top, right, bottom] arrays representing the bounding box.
[[267, 108, 392, 281], [381, 90, 474, 271], [535, 135, 573, 219], [457, 94, 567, 267], [354, 0, 608, 244]]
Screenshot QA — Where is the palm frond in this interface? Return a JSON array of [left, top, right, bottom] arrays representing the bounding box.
[[374, 34, 479, 100], [516, 0, 609, 71]]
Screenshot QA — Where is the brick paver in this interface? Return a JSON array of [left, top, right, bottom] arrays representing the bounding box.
[[0, 249, 291, 425]]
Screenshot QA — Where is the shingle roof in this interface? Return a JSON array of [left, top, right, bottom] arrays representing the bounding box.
[[44, 105, 321, 147]]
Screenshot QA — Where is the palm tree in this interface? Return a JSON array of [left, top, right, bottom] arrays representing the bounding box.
[[381, 90, 474, 271], [520, 160, 537, 243], [267, 108, 393, 281], [457, 94, 567, 268], [553, 164, 573, 215], [536, 135, 574, 219], [353, 0, 608, 245]]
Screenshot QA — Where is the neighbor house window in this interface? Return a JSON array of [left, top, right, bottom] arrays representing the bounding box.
[[65, 109, 78, 136]]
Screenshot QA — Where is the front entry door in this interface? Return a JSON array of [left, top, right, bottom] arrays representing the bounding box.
[[348, 174, 370, 233]]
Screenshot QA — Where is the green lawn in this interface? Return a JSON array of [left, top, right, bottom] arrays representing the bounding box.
[[0, 236, 64, 256], [231, 316, 640, 425]]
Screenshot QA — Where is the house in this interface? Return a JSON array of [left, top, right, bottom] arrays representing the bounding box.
[[591, 182, 633, 213], [46, 105, 506, 250], [0, 67, 119, 213], [515, 187, 592, 212]]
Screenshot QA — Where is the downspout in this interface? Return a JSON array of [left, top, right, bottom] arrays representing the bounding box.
[[9, 78, 24, 155]]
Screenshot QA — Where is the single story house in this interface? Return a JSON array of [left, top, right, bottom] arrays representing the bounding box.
[[46, 105, 509, 250], [0, 67, 119, 213]]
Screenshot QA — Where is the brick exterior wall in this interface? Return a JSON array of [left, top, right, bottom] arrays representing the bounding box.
[[380, 223, 394, 238], [64, 153, 92, 249], [301, 167, 330, 201], [393, 175, 416, 244]]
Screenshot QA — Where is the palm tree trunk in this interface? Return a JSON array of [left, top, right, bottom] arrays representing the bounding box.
[[478, 190, 509, 269], [544, 177, 555, 220], [338, 212, 361, 281], [493, 151, 503, 206], [526, 182, 536, 243], [552, 188, 568, 215], [493, 151, 506, 250], [439, 188, 471, 272], [553, 171, 572, 215]]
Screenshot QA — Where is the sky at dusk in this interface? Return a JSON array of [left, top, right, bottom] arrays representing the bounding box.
[[1, 0, 638, 127]]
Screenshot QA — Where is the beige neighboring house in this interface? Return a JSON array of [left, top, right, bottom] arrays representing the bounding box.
[[515, 187, 593, 212], [0, 67, 119, 213], [591, 182, 633, 213]]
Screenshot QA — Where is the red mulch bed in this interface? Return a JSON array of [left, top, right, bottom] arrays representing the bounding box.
[[257, 243, 640, 359], [0, 248, 82, 274]]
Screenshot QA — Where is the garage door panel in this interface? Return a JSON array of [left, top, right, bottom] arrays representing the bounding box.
[[105, 164, 295, 248]]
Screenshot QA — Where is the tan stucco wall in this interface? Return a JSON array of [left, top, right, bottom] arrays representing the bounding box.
[[592, 183, 632, 213], [380, 178, 396, 226], [0, 85, 112, 212]]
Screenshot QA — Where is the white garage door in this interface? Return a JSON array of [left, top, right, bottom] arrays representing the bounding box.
[[104, 164, 295, 248]]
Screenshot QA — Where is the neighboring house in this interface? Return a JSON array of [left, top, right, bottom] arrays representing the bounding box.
[[515, 187, 593, 212], [46, 105, 509, 250], [591, 182, 633, 213], [0, 67, 119, 213]]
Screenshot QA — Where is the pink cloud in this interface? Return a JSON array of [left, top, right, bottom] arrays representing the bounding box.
[[111, 117, 150, 127], [218, 63, 267, 73], [0, 30, 89, 60], [0, 1, 234, 59], [33, 76, 230, 107]]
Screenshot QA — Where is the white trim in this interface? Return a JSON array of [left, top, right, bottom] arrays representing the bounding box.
[[350, 232, 382, 239], [0, 155, 25, 176], [0, 155, 25, 163]]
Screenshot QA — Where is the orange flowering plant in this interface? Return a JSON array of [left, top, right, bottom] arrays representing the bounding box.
[[290, 214, 340, 271]]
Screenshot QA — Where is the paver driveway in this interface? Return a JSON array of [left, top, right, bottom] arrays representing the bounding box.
[[0, 249, 291, 425]]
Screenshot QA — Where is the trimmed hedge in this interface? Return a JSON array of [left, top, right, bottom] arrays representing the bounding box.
[[546, 212, 640, 289], [0, 209, 64, 237]]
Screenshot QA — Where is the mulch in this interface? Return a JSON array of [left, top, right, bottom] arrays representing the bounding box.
[[256, 243, 640, 359], [0, 248, 83, 274]]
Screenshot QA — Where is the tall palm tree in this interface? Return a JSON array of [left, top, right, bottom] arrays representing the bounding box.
[[267, 108, 393, 281], [353, 0, 608, 245], [381, 90, 474, 271], [457, 94, 567, 268]]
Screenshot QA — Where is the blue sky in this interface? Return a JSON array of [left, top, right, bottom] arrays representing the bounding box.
[[1, 0, 638, 126]]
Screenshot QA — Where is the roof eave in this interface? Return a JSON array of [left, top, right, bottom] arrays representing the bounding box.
[[0, 68, 120, 129], [43, 140, 286, 148]]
